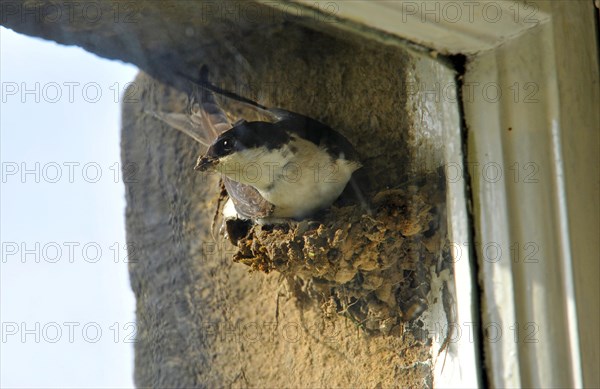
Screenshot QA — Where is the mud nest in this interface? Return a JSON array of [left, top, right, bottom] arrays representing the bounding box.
[[225, 170, 450, 335]]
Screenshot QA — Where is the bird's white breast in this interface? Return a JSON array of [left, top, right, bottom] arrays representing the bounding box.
[[219, 136, 360, 219]]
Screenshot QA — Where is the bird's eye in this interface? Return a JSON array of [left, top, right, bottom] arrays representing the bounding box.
[[219, 138, 234, 154]]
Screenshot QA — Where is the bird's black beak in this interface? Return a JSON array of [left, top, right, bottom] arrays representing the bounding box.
[[194, 155, 218, 172]]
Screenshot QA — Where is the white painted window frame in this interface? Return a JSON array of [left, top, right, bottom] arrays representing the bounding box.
[[263, 1, 600, 387]]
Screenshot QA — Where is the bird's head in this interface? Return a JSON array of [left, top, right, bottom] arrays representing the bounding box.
[[194, 133, 237, 172], [194, 121, 291, 186]]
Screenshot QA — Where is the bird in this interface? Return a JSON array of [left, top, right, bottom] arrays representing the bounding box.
[[150, 67, 364, 225]]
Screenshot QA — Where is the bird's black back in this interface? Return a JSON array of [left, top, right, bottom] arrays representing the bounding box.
[[226, 111, 360, 163], [275, 111, 361, 163]]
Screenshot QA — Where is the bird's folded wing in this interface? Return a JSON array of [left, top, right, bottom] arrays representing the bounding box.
[[223, 177, 274, 219]]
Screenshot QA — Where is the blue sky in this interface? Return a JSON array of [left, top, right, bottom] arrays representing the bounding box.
[[1, 27, 138, 387]]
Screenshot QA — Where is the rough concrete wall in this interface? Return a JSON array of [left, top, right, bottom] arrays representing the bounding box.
[[2, 1, 456, 387], [122, 73, 444, 388]]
